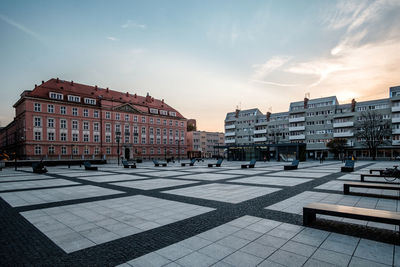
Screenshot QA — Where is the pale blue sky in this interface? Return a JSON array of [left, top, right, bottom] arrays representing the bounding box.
[[1, 0, 399, 131]]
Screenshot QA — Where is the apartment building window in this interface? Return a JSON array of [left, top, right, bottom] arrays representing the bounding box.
[[141, 116, 146, 123], [34, 117, 42, 127], [175, 121, 178, 126], [150, 137, 154, 144], [48, 132, 55, 141], [163, 119, 167, 125], [106, 112, 111, 119], [94, 147, 100, 154], [150, 148, 154, 154], [142, 148, 146, 155], [72, 107, 78, 116], [125, 114, 129, 121], [156, 137, 161, 144], [150, 118, 154, 124], [115, 124, 121, 133], [60, 120, 67, 129], [94, 110, 99, 118], [61, 146, 67, 155], [163, 128, 167, 135], [157, 147, 161, 154], [48, 118, 55, 128], [149, 127, 154, 135], [133, 116, 138, 122], [124, 136, 129, 143], [34, 103, 41, 112], [48, 146, 55, 155], [116, 113, 120, 120], [83, 122, 89, 130], [83, 134, 89, 142], [141, 127, 146, 135], [180, 122, 184, 127], [141, 137, 146, 144], [94, 122, 99, 131], [73, 147, 79, 155], [72, 133, 79, 142], [94, 134, 99, 142], [163, 138, 167, 144], [60, 133, 67, 141], [133, 126, 138, 134], [68, 95, 81, 102], [84, 147, 90, 155], [48, 104, 54, 113], [84, 98, 96, 105], [106, 147, 111, 154], [60, 106, 66, 114], [105, 135, 111, 143], [34, 146, 42, 155], [175, 130, 179, 137], [134, 136, 138, 144], [72, 120, 78, 130], [105, 123, 111, 132], [34, 131, 41, 141], [157, 118, 160, 124], [83, 109, 89, 117], [156, 128, 161, 136]]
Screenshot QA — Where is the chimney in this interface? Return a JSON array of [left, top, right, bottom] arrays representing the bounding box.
[[134, 93, 137, 98], [126, 92, 129, 97], [146, 92, 152, 102], [106, 87, 109, 93], [304, 98, 309, 109], [266, 112, 271, 122], [71, 80, 74, 86], [35, 84, 37, 88], [41, 81, 44, 84], [235, 109, 240, 118], [351, 98, 356, 112], [162, 99, 164, 103], [56, 78, 59, 83]]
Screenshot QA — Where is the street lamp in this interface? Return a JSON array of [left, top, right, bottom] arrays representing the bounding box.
[[116, 131, 121, 166]]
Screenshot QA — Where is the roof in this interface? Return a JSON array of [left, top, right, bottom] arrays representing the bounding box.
[[22, 79, 185, 119]]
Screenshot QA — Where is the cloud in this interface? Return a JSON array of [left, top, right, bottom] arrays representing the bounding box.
[[107, 36, 119, 41], [251, 56, 291, 81], [0, 14, 45, 43], [251, 80, 302, 87], [121, 20, 146, 29]]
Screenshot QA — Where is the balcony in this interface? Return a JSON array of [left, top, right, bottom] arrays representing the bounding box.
[[289, 135, 305, 140], [393, 140, 400, 146], [333, 121, 354, 128], [225, 139, 235, 144], [392, 106, 400, 112], [289, 126, 305, 131], [392, 118, 400, 123], [225, 124, 236, 130], [254, 129, 267, 134], [225, 117, 236, 122], [333, 112, 354, 118], [289, 117, 305, 123], [254, 137, 267, 142], [393, 129, 400, 135], [333, 132, 354, 138], [255, 121, 268, 126], [225, 132, 235, 137]]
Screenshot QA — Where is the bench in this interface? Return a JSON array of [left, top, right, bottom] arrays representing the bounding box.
[[241, 159, 256, 169], [344, 182, 400, 199], [0, 161, 4, 171], [369, 169, 384, 175], [284, 160, 299, 170], [181, 158, 196, 167], [341, 160, 354, 172], [122, 160, 136, 169], [153, 159, 167, 167], [83, 161, 98, 171], [208, 159, 223, 168], [303, 203, 400, 228], [32, 162, 48, 174], [360, 173, 398, 183]]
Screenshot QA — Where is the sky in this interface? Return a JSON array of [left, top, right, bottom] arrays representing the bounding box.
[[0, 0, 399, 132]]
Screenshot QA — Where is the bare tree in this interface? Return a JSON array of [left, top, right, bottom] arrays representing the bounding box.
[[354, 111, 391, 160]]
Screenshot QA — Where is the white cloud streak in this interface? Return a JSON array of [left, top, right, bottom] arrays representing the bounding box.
[[121, 20, 146, 29], [107, 36, 119, 41], [0, 14, 45, 43]]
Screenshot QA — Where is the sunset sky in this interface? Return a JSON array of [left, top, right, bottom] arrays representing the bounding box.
[[0, 0, 399, 132]]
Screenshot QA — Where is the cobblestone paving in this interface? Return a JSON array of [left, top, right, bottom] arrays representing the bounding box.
[[1, 160, 399, 266]]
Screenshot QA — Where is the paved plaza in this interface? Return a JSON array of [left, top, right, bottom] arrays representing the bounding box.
[[1, 160, 399, 266]]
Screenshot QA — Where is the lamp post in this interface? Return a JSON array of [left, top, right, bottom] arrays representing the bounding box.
[[178, 139, 180, 162], [116, 131, 121, 166]]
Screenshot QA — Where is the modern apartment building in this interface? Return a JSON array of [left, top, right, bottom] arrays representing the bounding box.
[[224, 85, 400, 160], [0, 78, 187, 160], [186, 131, 225, 158]]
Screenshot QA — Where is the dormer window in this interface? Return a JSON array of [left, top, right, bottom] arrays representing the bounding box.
[[150, 108, 158, 114], [160, 110, 168, 116], [49, 92, 63, 100], [68, 95, 81, 102], [84, 98, 96, 105], [169, 111, 176, 117]]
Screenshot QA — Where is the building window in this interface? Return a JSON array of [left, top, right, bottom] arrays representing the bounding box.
[[105, 123, 111, 132], [163, 119, 167, 125], [72, 133, 79, 142], [72, 107, 78, 116], [48, 104, 54, 113], [150, 148, 154, 154], [180, 122, 184, 127], [61, 146, 67, 155], [150, 118, 154, 124], [47, 118, 54, 128], [34, 131, 41, 141], [134, 136, 138, 144], [116, 113, 120, 120], [48, 132, 55, 141], [73, 147, 79, 155], [94, 110, 99, 118], [106, 147, 111, 154], [83, 121, 89, 130], [68, 95, 81, 102], [83, 134, 89, 142], [34, 146, 42, 155], [94, 122, 99, 131], [169, 120, 172, 126], [157, 118, 161, 124], [125, 114, 129, 121], [169, 111, 176, 117], [34, 103, 41, 112], [106, 112, 111, 119], [150, 108, 158, 114], [83, 109, 89, 117], [60, 119, 67, 129], [157, 147, 161, 154], [149, 127, 154, 135], [160, 110, 168, 115], [141, 126, 146, 135], [34, 117, 42, 127], [175, 121, 178, 126], [94, 147, 100, 154], [60, 133, 67, 141], [133, 116, 138, 122], [133, 126, 138, 134], [84, 147, 90, 154], [94, 134, 99, 142], [150, 137, 154, 144], [60, 106, 66, 115], [48, 146, 55, 155], [105, 135, 111, 143], [115, 124, 121, 133], [141, 116, 146, 123], [156, 128, 161, 136], [72, 120, 78, 130], [163, 128, 167, 135], [141, 137, 146, 144], [84, 98, 96, 105], [124, 136, 129, 143], [142, 148, 146, 155], [50, 92, 63, 100]]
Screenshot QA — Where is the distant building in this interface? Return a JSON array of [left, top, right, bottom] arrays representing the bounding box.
[[187, 119, 197, 131], [0, 78, 187, 160], [186, 131, 224, 158], [224, 85, 400, 160]]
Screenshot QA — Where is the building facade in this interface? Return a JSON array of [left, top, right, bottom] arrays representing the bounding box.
[[186, 131, 224, 158], [0, 78, 187, 160], [224, 85, 400, 160]]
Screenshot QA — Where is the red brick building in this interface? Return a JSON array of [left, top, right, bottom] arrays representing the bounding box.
[[0, 78, 187, 160]]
